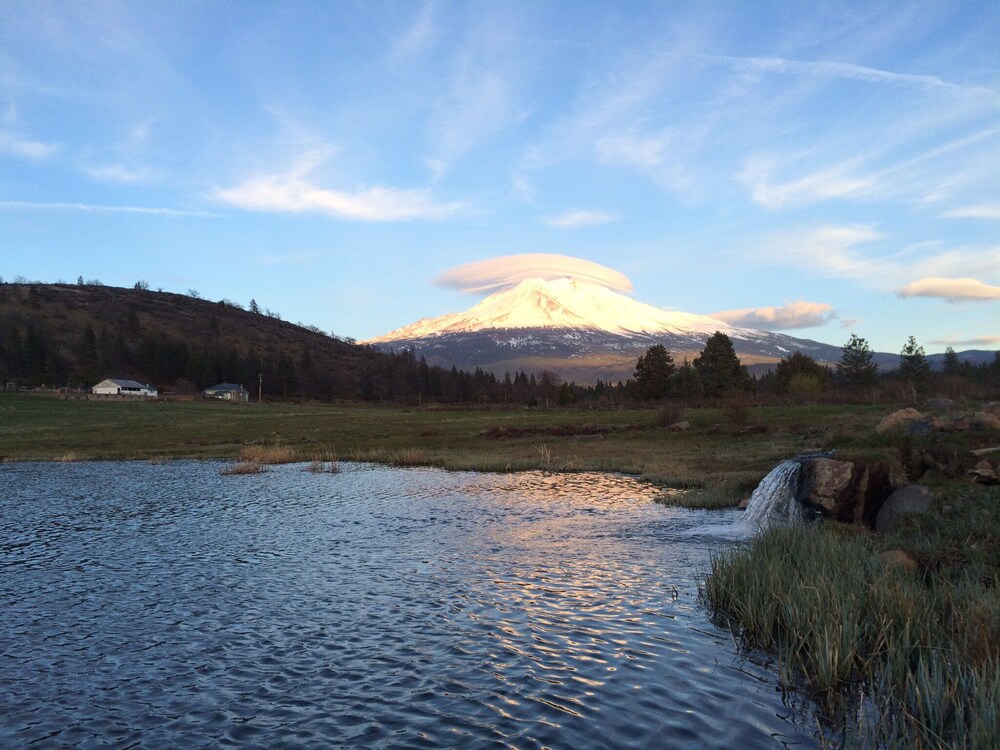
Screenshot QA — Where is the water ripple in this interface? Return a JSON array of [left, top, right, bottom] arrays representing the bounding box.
[[0, 461, 818, 748]]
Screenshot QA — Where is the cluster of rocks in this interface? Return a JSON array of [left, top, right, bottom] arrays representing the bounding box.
[[875, 403, 1000, 435]]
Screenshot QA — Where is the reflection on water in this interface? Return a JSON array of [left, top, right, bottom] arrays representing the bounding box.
[[0, 462, 816, 748]]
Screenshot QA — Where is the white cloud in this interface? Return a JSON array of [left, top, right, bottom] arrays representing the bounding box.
[[86, 163, 152, 184], [435, 253, 633, 294], [710, 300, 836, 330], [758, 225, 1000, 290], [545, 210, 616, 229], [0, 200, 213, 217], [214, 151, 463, 222], [739, 155, 874, 209], [0, 132, 59, 160], [942, 204, 1000, 220], [898, 277, 1000, 302]]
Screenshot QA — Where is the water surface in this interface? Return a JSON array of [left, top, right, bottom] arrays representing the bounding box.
[[1, 462, 816, 748]]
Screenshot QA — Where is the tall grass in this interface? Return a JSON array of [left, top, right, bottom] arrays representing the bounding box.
[[702, 523, 1000, 746], [238, 444, 298, 464]]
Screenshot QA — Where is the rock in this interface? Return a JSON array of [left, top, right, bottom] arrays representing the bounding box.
[[907, 420, 934, 435], [925, 397, 955, 409], [797, 458, 855, 517], [874, 485, 933, 534], [879, 549, 918, 571], [666, 420, 690, 432], [972, 411, 1000, 431], [942, 415, 972, 432], [737, 495, 750, 510], [967, 459, 999, 485], [876, 408, 924, 433]]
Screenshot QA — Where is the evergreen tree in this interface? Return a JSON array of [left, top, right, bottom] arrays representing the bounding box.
[[942, 346, 960, 376], [669, 359, 704, 400], [836, 334, 878, 389], [693, 332, 752, 397], [633, 344, 675, 400], [898, 335, 931, 394]]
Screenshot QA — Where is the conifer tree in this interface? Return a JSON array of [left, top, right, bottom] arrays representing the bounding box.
[[836, 334, 878, 390], [693, 332, 752, 397]]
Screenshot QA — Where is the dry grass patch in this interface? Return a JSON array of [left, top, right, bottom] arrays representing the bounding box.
[[221, 461, 267, 475], [239, 444, 298, 464], [53, 451, 79, 462]]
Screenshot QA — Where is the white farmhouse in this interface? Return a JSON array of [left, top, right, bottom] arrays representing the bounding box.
[[92, 379, 158, 398]]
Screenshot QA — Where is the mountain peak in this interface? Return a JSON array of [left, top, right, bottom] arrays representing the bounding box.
[[364, 277, 739, 343]]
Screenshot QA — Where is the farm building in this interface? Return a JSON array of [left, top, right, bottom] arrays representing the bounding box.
[[204, 383, 250, 402], [92, 379, 158, 398]]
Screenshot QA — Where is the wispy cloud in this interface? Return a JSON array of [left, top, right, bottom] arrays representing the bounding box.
[[898, 277, 1000, 302], [942, 204, 1000, 220], [436, 253, 633, 294], [545, 210, 616, 229], [0, 200, 214, 217], [214, 151, 463, 222], [0, 132, 60, 160], [738, 155, 873, 209], [702, 54, 1000, 100], [85, 163, 153, 184], [758, 225, 1000, 290], [710, 300, 836, 330]]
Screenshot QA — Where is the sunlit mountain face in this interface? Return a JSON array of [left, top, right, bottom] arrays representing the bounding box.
[[364, 277, 856, 383]]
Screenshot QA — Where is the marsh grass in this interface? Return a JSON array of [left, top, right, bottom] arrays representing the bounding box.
[[660, 481, 746, 509], [53, 451, 79, 462], [702, 512, 1000, 746], [304, 444, 340, 473], [220, 461, 267, 475], [239, 444, 298, 464]]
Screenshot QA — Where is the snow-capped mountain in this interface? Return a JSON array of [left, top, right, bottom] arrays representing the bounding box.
[[364, 278, 849, 382]]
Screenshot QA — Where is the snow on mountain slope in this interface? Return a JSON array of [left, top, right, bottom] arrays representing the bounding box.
[[366, 277, 753, 342]]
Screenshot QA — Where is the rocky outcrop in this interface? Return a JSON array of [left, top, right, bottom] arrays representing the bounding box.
[[796, 457, 896, 526], [967, 459, 999, 485], [874, 485, 933, 534]]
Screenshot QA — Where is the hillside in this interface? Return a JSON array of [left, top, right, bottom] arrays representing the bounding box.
[[0, 282, 427, 401]]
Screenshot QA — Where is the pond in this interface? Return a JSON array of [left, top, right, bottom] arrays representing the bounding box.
[[0, 462, 817, 748]]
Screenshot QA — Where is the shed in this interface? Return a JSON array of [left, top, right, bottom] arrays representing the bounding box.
[[92, 378, 158, 398]]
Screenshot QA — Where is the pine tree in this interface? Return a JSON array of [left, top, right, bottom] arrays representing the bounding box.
[[633, 344, 675, 400], [774, 351, 827, 396], [942, 346, 960, 376], [898, 335, 931, 395], [693, 332, 752, 397], [836, 334, 878, 390]]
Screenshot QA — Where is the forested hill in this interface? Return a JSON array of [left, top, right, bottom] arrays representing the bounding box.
[[0, 282, 500, 402]]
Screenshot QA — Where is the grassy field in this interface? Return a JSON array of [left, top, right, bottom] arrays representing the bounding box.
[[0, 392, 894, 492]]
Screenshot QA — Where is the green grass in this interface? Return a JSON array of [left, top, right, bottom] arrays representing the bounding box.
[[0, 393, 889, 493], [702, 489, 1000, 747]]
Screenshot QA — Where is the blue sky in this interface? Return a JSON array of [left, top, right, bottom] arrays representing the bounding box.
[[2, 1, 999, 354]]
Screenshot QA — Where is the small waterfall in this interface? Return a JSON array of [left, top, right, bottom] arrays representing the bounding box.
[[739, 460, 813, 531]]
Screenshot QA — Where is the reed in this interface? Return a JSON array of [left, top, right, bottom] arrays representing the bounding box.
[[702, 521, 1000, 745], [220, 461, 267, 475], [238, 444, 298, 464], [304, 444, 340, 473], [53, 451, 79, 462]]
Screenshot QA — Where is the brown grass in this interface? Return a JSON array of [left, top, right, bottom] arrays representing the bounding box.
[[220, 461, 267, 475], [238, 444, 298, 464]]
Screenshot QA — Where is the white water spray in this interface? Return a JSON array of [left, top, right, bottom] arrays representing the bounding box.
[[738, 460, 813, 532]]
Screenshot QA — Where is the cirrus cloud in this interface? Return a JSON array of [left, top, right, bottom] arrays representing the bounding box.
[[545, 210, 617, 229], [214, 150, 463, 222], [435, 253, 633, 294], [897, 277, 1000, 302], [710, 300, 836, 330]]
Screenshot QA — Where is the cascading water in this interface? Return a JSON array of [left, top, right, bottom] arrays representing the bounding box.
[[738, 459, 814, 532]]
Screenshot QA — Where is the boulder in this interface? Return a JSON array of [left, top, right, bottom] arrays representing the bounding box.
[[967, 459, 999, 485], [874, 485, 933, 534], [876, 408, 924, 433], [879, 549, 918, 571], [972, 411, 1000, 431], [666, 420, 690, 432], [797, 458, 855, 517]]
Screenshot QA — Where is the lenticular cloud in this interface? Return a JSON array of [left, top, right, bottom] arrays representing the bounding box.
[[435, 253, 633, 294]]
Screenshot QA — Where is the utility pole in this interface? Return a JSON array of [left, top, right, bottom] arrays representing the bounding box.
[[258, 373, 262, 404]]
